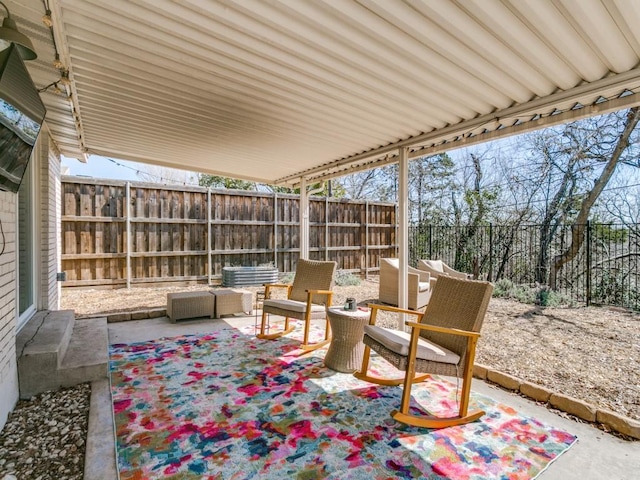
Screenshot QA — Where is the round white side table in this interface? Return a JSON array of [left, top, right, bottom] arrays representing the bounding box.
[[324, 306, 371, 373]]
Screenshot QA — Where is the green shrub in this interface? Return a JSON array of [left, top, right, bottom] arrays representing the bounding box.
[[493, 279, 516, 297], [492, 279, 574, 307], [334, 270, 361, 287], [542, 290, 576, 307], [513, 285, 537, 304], [278, 269, 361, 287], [279, 272, 295, 284]]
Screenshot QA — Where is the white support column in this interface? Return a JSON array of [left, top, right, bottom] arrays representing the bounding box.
[[299, 177, 309, 260], [207, 188, 212, 285], [273, 192, 278, 268], [397, 148, 409, 328], [125, 181, 131, 289]]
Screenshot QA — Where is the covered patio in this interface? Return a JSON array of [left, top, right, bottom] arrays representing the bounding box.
[[13, 0, 640, 306], [1, 0, 640, 478], [78, 310, 635, 479]]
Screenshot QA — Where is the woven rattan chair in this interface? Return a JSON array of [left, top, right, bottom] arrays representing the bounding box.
[[417, 259, 472, 280], [355, 276, 494, 429], [378, 258, 435, 310], [257, 259, 337, 353]]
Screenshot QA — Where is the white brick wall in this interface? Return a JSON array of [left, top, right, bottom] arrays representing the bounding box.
[[0, 131, 60, 431], [0, 189, 18, 430], [38, 136, 61, 311]]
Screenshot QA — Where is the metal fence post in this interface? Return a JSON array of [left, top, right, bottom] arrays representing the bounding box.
[[488, 223, 493, 282]]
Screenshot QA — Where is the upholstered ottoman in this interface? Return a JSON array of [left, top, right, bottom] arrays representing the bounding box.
[[212, 289, 253, 318], [166, 291, 215, 322]]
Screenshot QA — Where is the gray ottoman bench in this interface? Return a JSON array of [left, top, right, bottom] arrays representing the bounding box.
[[167, 291, 215, 322]]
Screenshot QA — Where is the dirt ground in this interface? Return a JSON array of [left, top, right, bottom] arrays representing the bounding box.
[[61, 278, 640, 422]]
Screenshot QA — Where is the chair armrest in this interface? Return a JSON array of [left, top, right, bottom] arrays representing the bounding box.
[[405, 321, 480, 338], [409, 266, 430, 282], [306, 289, 333, 306], [442, 264, 470, 280], [408, 271, 420, 290], [264, 283, 292, 299], [417, 261, 441, 278], [367, 303, 423, 325], [306, 289, 333, 295]]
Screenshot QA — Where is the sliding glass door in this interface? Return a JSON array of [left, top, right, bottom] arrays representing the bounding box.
[[17, 158, 36, 331]]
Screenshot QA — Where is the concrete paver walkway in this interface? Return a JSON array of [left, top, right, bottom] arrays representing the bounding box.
[[85, 315, 640, 479]]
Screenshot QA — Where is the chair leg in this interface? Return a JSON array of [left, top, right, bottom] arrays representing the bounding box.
[[298, 338, 331, 353], [391, 338, 484, 429], [295, 313, 331, 354], [354, 344, 414, 386], [324, 316, 330, 341], [391, 407, 484, 429], [256, 311, 295, 340], [391, 371, 484, 429]]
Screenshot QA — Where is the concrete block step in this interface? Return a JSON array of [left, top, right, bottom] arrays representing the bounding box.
[[17, 310, 75, 398], [59, 317, 109, 388]]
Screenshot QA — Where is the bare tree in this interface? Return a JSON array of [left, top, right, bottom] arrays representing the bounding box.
[[549, 107, 640, 289], [334, 165, 398, 201]]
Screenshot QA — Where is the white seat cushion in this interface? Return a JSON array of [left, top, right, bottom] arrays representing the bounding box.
[[263, 299, 326, 314], [418, 281, 431, 292], [364, 325, 460, 365]]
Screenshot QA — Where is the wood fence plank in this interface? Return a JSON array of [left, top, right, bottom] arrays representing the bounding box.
[[61, 179, 396, 287]]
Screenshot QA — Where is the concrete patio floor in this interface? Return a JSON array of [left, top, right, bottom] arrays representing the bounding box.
[[85, 314, 639, 479]]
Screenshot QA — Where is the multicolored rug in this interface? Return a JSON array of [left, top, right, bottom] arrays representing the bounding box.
[[109, 326, 577, 480]]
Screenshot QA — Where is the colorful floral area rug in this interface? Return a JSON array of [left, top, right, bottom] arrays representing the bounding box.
[[109, 326, 577, 480]]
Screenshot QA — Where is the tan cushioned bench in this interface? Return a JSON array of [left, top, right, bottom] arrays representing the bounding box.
[[212, 289, 252, 318], [167, 291, 215, 322]]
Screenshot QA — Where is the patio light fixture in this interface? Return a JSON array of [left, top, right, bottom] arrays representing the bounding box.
[[0, 0, 37, 60]]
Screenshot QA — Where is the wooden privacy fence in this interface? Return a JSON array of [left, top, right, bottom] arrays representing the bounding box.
[[61, 177, 397, 288]]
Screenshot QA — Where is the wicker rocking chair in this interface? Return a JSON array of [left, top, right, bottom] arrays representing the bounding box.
[[355, 276, 493, 429], [257, 259, 336, 353]]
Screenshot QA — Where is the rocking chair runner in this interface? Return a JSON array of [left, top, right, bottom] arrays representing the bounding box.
[[257, 259, 336, 353], [355, 276, 493, 429]]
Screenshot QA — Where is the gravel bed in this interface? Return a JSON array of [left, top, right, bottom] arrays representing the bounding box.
[[0, 384, 91, 480]]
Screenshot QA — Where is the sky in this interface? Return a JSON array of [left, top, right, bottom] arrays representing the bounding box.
[[62, 155, 141, 181], [61, 155, 198, 184]]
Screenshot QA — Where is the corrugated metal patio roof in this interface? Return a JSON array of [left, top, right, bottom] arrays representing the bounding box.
[[8, 0, 640, 186]]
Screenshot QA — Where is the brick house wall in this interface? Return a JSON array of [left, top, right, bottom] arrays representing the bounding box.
[[0, 189, 18, 428], [39, 140, 61, 311], [0, 132, 60, 430]]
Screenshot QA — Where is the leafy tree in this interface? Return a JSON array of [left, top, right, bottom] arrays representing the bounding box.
[[198, 174, 257, 190], [409, 153, 457, 223], [451, 153, 499, 275]]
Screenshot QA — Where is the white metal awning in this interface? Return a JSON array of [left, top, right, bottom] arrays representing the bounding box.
[[8, 0, 640, 186]]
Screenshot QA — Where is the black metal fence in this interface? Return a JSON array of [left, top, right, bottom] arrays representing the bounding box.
[[409, 222, 640, 309]]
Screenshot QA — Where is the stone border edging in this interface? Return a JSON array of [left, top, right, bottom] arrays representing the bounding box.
[[77, 309, 167, 323], [473, 364, 640, 440]]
